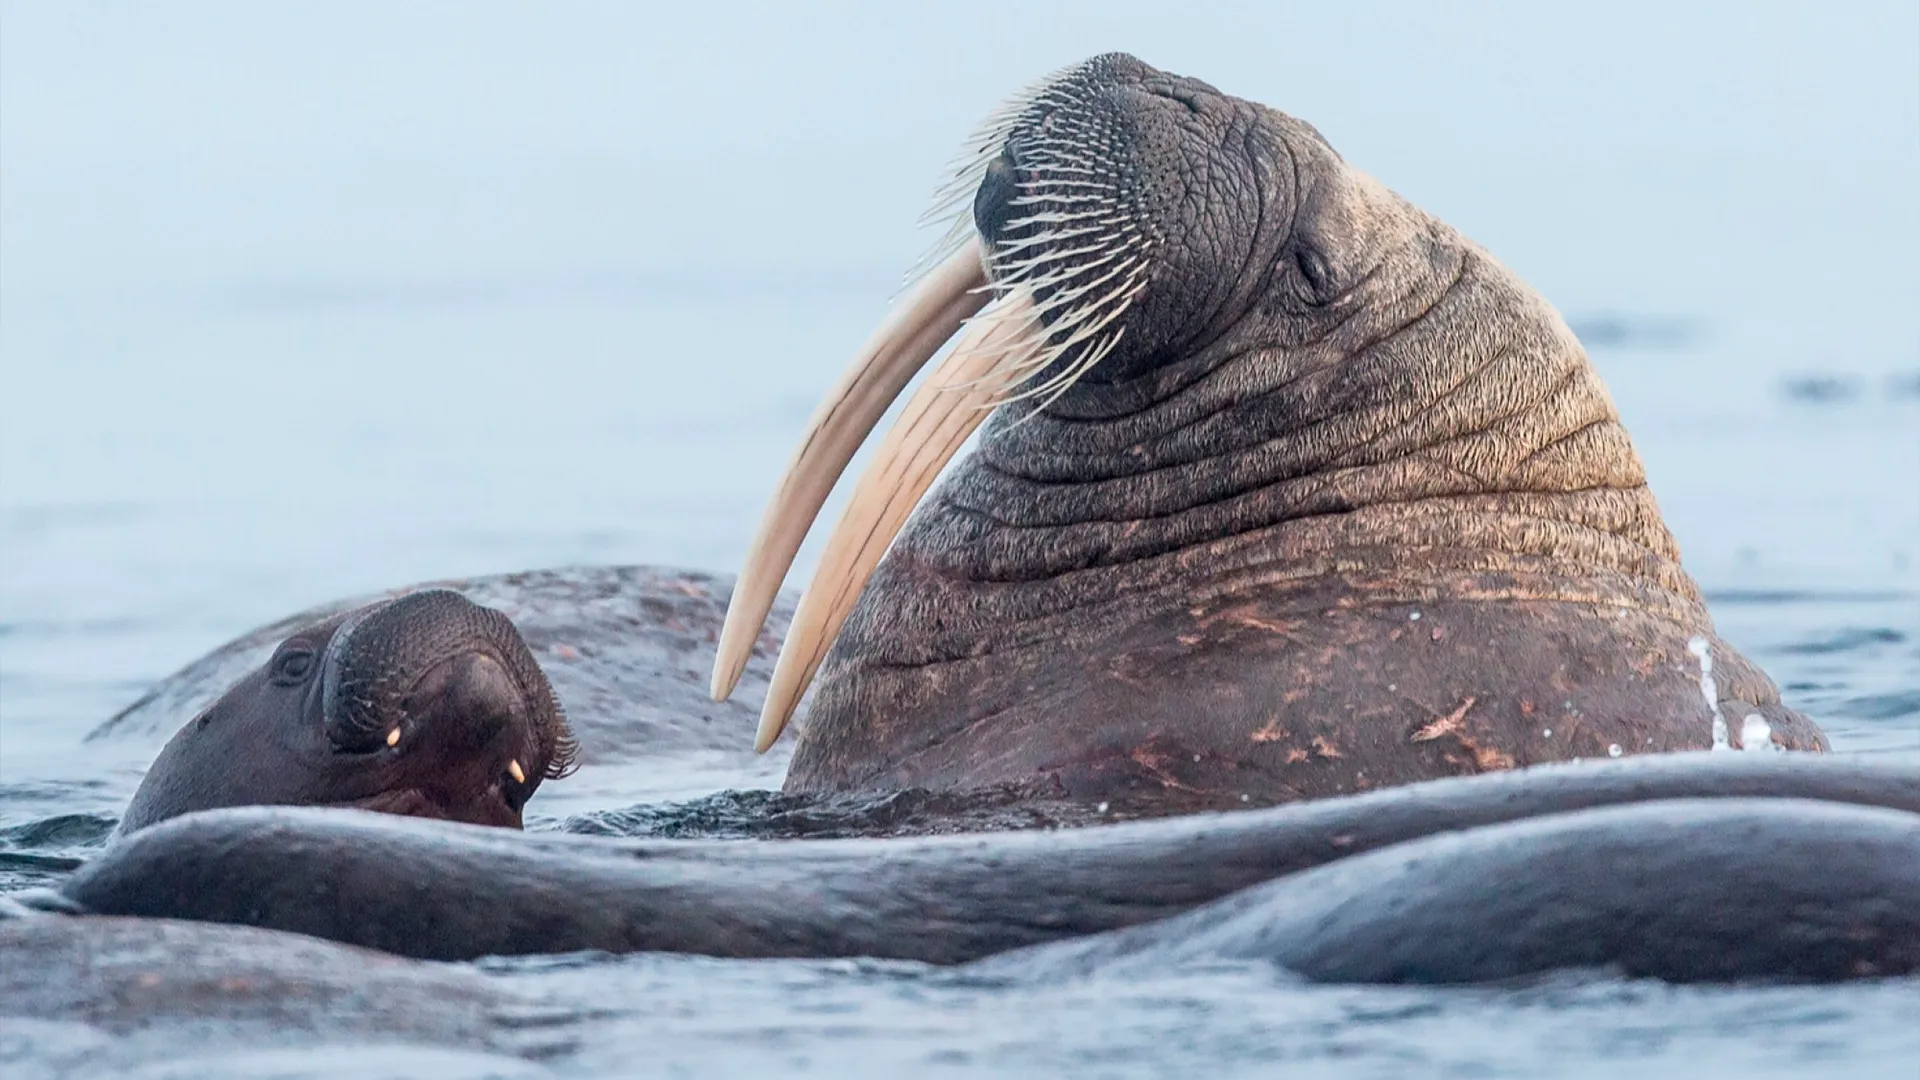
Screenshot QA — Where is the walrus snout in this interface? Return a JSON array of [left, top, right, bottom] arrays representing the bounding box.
[[396, 650, 543, 820], [970, 150, 1021, 248], [321, 589, 577, 823], [406, 651, 520, 751]]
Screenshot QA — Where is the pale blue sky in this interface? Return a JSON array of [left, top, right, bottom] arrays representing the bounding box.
[[0, 1, 1914, 598], [4, 1, 1915, 359]]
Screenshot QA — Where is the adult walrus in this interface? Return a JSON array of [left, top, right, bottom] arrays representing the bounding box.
[[713, 52, 1825, 805], [117, 588, 577, 832]]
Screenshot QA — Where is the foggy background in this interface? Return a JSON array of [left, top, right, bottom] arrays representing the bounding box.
[[3, 1, 1916, 711]]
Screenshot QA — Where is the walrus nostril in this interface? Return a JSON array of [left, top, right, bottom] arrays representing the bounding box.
[[972, 149, 1021, 247]]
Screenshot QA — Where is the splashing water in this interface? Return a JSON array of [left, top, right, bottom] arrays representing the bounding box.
[[1688, 636, 1731, 751]]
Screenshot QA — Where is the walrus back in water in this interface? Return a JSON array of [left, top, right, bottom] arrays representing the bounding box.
[[712, 52, 1823, 806]]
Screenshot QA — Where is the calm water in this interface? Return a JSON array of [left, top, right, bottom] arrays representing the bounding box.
[[3, 2, 1918, 1076]]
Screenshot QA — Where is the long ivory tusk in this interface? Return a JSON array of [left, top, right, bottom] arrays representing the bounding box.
[[709, 240, 989, 703], [751, 294, 1041, 752]]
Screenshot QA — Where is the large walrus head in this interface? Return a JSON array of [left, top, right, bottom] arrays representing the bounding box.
[[715, 54, 1824, 808], [120, 590, 577, 832]]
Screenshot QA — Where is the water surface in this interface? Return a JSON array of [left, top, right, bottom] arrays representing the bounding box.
[[2, 2, 1917, 1076]]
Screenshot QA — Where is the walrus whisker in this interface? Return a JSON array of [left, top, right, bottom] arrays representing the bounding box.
[[910, 202, 1115, 287], [994, 230, 1135, 271], [909, 57, 1116, 265], [995, 316, 1137, 410], [907, 61, 1095, 280], [985, 236, 1113, 269], [961, 233, 1153, 409], [722, 56, 1159, 734], [709, 240, 990, 703], [990, 329, 1133, 420], [1000, 253, 1145, 309], [993, 239, 1119, 268], [999, 253, 1147, 328], [1013, 160, 1105, 179], [1006, 261, 1147, 359], [991, 233, 1134, 269], [942, 289, 1115, 393], [938, 307, 1101, 397], [986, 224, 1115, 258], [1006, 183, 1120, 199], [997, 208, 1117, 229], [1005, 283, 1137, 365], [746, 293, 1046, 749]]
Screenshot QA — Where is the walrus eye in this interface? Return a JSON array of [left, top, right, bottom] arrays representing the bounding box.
[[270, 646, 316, 686], [1291, 244, 1333, 305]]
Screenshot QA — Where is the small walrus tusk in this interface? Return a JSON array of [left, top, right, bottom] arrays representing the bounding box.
[[747, 291, 1043, 752], [709, 239, 990, 705], [507, 759, 526, 784]]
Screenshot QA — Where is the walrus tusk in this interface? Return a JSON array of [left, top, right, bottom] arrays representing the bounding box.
[[747, 291, 1042, 751], [507, 759, 526, 784], [709, 240, 990, 704]]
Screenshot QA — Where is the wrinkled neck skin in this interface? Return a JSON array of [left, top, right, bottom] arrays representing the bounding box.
[[787, 163, 1819, 801], [842, 175, 1683, 668], [946, 173, 1681, 606]]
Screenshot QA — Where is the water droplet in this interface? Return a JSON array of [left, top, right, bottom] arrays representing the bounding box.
[[1096, 802, 1109, 813], [1542, 728, 1552, 738], [1409, 611, 1421, 621], [1689, 635, 1730, 751], [1608, 743, 1623, 757]]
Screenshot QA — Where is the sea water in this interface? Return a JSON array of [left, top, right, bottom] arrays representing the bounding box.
[[3, 3, 1917, 1076]]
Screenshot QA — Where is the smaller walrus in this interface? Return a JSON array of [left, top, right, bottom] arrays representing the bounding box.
[[118, 589, 576, 833]]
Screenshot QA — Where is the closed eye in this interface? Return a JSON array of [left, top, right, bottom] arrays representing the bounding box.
[[270, 645, 317, 686]]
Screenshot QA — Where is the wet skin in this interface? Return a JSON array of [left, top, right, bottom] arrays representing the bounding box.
[[35, 753, 1920, 983], [119, 589, 576, 833]]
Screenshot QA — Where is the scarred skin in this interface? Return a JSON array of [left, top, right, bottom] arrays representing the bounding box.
[[785, 53, 1823, 802]]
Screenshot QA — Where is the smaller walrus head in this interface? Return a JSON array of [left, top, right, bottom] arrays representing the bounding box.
[[119, 590, 577, 833]]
